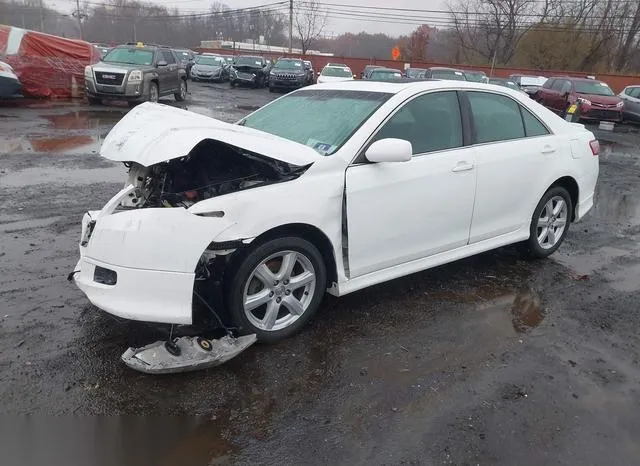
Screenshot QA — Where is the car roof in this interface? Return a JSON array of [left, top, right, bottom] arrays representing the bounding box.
[[429, 66, 464, 72], [237, 55, 263, 59], [372, 68, 402, 72], [465, 69, 486, 74]]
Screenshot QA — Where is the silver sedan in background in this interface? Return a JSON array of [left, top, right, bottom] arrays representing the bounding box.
[[619, 85, 640, 123]]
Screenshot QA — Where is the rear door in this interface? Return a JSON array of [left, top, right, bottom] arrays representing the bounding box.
[[464, 90, 557, 243]]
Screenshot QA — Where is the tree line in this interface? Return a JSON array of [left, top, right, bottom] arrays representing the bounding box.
[[2, 0, 640, 73]]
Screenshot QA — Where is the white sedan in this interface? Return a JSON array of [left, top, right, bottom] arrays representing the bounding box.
[[316, 65, 355, 84], [73, 81, 599, 342]]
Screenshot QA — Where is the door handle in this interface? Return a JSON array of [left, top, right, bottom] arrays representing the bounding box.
[[452, 162, 474, 172], [541, 146, 556, 154]]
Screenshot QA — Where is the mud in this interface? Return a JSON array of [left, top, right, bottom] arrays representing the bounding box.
[[1, 87, 640, 465]]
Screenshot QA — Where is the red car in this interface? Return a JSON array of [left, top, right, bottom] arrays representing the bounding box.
[[535, 76, 623, 122]]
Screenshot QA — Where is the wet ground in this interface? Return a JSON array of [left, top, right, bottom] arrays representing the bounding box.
[[2, 82, 640, 465]]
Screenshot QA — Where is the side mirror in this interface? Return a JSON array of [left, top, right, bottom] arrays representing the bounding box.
[[365, 138, 412, 163], [353, 74, 356, 78], [157, 60, 168, 67]]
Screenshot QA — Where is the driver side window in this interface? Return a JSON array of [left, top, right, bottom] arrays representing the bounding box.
[[373, 91, 463, 155]]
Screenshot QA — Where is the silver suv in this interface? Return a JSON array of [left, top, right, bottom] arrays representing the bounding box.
[[84, 43, 187, 106]]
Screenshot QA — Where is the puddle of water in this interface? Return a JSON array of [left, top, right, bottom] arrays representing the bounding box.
[[590, 182, 640, 226], [5, 416, 237, 466], [0, 216, 64, 233], [44, 110, 125, 130], [554, 246, 631, 276], [608, 263, 640, 292], [0, 164, 125, 186], [436, 286, 546, 334]]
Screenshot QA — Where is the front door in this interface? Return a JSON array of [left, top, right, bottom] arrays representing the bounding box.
[[345, 91, 477, 278]]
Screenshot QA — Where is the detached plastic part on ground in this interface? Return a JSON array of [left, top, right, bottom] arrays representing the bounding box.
[[121, 334, 257, 374]]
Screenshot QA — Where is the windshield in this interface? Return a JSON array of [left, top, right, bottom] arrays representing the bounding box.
[[242, 89, 392, 156], [234, 56, 263, 67], [103, 48, 154, 66], [520, 76, 546, 87], [275, 59, 304, 70], [465, 71, 486, 82], [574, 81, 614, 96], [175, 51, 191, 62], [370, 70, 402, 80], [406, 69, 426, 78], [195, 56, 224, 66], [321, 66, 352, 77], [431, 70, 466, 81], [489, 79, 520, 91]]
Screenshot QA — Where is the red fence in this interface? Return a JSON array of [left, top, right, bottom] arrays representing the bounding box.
[[197, 47, 640, 93]]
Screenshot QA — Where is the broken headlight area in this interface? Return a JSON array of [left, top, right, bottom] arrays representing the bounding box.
[[118, 139, 310, 209]]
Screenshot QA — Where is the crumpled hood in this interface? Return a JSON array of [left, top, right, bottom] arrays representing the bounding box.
[[100, 102, 321, 167]]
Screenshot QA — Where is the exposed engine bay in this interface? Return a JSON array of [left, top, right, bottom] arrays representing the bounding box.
[[119, 139, 309, 209]]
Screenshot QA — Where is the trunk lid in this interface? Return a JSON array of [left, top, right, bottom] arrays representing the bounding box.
[[99, 102, 321, 167]]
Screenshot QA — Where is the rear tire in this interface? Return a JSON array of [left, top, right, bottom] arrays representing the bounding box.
[[523, 186, 572, 259], [226, 236, 327, 343]]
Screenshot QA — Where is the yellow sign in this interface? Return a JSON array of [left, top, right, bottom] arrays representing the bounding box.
[[136, 42, 144, 48], [567, 104, 577, 114]]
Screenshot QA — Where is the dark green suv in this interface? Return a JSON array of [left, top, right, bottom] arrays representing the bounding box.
[[84, 43, 188, 106]]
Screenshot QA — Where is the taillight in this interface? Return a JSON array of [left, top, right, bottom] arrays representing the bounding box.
[[589, 139, 599, 156]]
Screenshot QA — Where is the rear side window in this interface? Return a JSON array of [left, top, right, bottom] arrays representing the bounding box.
[[551, 80, 565, 91], [162, 50, 176, 64], [467, 92, 525, 143], [543, 79, 554, 89], [626, 87, 640, 98], [520, 107, 549, 137]]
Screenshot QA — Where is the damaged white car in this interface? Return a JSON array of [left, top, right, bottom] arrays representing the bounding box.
[[73, 81, 599, 342]]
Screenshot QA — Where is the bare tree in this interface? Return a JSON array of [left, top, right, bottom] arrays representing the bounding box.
[[448, 0, 551, 65], [294, 0, 328, 53]]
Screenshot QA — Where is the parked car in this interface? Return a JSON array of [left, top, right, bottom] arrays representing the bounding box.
[[173, 49, 195, 78], [425, 67, 468, 81], [464, 70, 488, 83], [0, 60, 21, 98], [73, 81, 599, 343], [317, 64, 354, 84], [303, 60, 315, 85], [366, 68, 403, 81], [84, 43, 187, 106], [510, 75, 547, 98], [535, 76, 623, 122], [618, 85, 640, 122], [361, 64, 382, 79], [405, 68, 427, 79], [269, 57, 307, 92], [191, 54, 229, 82], [230, 55, 270, 88], [488, 77, 526, 94]]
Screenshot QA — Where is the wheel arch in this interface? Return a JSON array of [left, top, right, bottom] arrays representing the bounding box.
[[550, 176, 579, 220], [245, 223, 338, 287]]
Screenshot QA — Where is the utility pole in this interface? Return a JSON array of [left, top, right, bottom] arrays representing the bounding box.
[[75, 0, 83, 40], [288, 0, 293, 53]]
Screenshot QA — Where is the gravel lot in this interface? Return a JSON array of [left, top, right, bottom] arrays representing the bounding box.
[[1, 82, 640, 466]]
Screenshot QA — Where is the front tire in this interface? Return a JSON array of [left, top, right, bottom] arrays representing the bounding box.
[[226, 237, 327, 343], [524, 186, 572, 258]]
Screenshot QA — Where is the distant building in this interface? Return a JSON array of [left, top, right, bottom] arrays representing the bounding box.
[[200, 40, 334, 56]]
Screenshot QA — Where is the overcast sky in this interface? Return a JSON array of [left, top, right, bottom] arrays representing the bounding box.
[[52, 0, 450, 37]]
